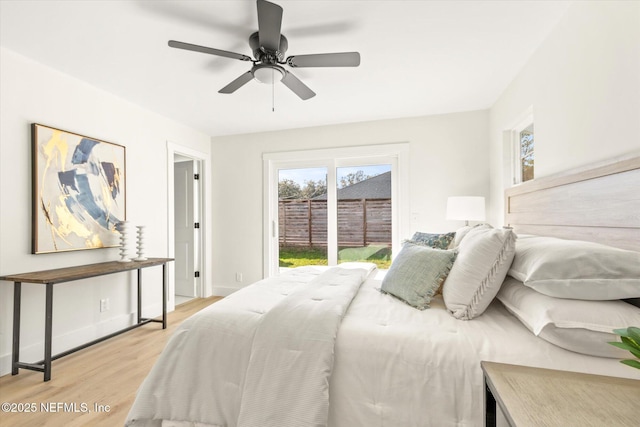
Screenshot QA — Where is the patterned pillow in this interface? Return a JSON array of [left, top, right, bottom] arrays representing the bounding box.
[[409, 231, 456, 250], [380, 242, 457, 310]]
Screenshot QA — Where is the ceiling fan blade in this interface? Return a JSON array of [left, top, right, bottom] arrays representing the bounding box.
[[168, 40, 252, 62], [281, 71, 316, 100], [257, 0, 283, 52], [219, 71, 254, 94], [287, 52, 361, 68]]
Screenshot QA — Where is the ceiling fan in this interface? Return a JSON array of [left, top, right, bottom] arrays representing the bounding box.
[[168, 0, 360, 100]]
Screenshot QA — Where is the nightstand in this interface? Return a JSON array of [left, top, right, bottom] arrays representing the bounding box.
[[481, 361, 640, 427]]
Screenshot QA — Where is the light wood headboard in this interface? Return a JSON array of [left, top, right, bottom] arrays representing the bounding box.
[[505, 152, 640, 252]]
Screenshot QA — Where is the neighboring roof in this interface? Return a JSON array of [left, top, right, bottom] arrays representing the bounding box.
[[313, 171, 390, 200]]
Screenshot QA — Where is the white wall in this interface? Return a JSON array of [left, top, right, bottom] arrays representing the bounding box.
[[0, 47, 211, 376], [488, 1, 640, 226], [7, 0, 632, 378], [210, 1, 640, 295], [210, 110, 490, 294]]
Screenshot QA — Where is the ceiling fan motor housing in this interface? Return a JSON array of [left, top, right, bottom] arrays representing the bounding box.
[[249, 31, 288, 63]]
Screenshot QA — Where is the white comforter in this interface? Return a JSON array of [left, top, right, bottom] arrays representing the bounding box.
[[126, 263, 375, 427], [127, 266, 639, 427]]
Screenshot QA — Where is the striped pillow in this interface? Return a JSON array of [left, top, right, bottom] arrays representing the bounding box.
[[443, 226, 516, 320]]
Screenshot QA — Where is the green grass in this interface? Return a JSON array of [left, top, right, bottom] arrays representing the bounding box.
[[279, 245, 391, 269], [279, 246, 328, 268]]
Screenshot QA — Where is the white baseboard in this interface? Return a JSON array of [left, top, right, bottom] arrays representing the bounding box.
[[0, 303, 164, 378], [211, 285, 242, 297]]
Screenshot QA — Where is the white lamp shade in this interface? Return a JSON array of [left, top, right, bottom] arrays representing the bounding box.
[[446, 196, 486, 222]]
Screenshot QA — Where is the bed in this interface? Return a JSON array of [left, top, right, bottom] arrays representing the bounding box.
[[126, 153, 640, 427]]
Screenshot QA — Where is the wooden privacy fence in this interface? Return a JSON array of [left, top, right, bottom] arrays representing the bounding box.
[[278, 198, 391, 247]]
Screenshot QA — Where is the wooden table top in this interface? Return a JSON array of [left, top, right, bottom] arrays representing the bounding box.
[[0, 258, 174, 284], [482, 361, 640, 427]]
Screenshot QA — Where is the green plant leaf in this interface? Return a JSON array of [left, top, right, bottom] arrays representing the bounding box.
[[614, 326, 640, 342], [609, 341, 635, 352], [628, 347, 640, 359], [610, 327, 640, 370], [626, 327, 640, 347], [613, 328, 630, 337], [620, 359, 640, 370], [627, 326, 640, 340], [620, 336, 640, 352]]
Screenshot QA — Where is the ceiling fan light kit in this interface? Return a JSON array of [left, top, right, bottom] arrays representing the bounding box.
[[168, 0, 360, 100], [252, 64, 285, 84]]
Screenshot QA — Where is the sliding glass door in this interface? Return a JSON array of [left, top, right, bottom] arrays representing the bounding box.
[[264, 144, 409, 277], [336, 164, 392, 268], [278, 167, 328, 268]]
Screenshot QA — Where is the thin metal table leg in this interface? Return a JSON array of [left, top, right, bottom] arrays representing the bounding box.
[[137, 268, 142, 324], [11, 282, 21, 375], [162, 263, 167, 329], [44, 283, 53, 382]]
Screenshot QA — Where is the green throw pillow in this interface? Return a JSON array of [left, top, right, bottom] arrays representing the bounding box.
[[381, 242, 457, 310]]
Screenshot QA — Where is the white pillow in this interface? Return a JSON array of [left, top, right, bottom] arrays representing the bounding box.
[[443, 225, 516, 320], [448, 226, 468, 248], [508, 235, 640, 300], [497, 277, 640, 358]]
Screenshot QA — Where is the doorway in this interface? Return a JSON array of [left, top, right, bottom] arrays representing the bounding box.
[[167, 142, 208, 310], [174, 156, 200, 304]]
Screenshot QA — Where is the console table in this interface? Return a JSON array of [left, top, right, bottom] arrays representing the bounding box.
[[0, 257, 173, 381]]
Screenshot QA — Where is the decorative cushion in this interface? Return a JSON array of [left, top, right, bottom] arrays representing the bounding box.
[[449, 224, 491, 249], [409, 231, 456, 250], [497, 277, 640, 358], [508, 235, 640, 300], [443, 225, 516, 320], [380, 242, 457, 310]]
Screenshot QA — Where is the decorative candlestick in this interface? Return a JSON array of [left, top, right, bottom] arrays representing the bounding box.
[[133, 225, 147, 261], [117, 221, 131, 262]]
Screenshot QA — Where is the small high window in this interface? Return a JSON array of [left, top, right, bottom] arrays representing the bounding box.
[[510, 108, 534, 184], [519, 123, 534, 182]]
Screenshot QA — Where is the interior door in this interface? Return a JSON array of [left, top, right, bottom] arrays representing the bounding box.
[[174, 160, 196, 297]]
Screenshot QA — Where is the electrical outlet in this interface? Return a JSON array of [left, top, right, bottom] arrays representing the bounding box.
[[236, 273, 243, 282], [100, 298, 109, 312]]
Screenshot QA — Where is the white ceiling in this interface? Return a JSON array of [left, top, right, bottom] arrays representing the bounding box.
[[0, 1, 571, 137]]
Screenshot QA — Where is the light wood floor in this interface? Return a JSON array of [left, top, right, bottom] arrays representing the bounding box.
[[0, 296, 222, 427]]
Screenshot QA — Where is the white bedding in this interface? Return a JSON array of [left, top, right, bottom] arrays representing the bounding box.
[[126, 263, 375, 427], [127, 266, 640, 427]]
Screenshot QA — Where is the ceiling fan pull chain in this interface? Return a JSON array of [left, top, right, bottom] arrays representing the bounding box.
[[272, 68, 276, 112]]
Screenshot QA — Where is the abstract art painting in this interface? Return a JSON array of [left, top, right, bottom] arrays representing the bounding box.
[[32, 124, 126, 254]]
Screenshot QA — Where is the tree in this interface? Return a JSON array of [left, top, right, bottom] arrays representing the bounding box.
[[279, 178, 326, 199], [278, 179, 302, 199], [520, 131, 534, 182], [300, 179, 327, 199], [339, 170, 370, 188]]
